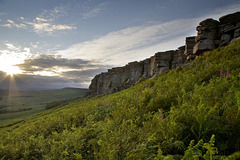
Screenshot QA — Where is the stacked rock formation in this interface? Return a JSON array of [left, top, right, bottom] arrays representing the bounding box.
[[88, 12, 240, 96], [193, 12, 240, 56], [193, 18, 219, 56]]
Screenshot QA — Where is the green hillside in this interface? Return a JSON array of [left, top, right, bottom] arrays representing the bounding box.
[[1, 40, 240, 159]]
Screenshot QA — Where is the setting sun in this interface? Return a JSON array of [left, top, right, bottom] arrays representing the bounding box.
[[5, 65, 22, 76], [0, 52, 24, 76]]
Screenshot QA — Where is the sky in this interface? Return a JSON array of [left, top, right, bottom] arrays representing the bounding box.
[[0, 0, 239, 90]]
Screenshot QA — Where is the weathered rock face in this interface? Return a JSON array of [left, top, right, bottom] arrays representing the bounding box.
[[87, 12, 240, 96], [185, 36, 196, 61], [193, 18, 219, 56], [88, 48, 186, 96], [193, 12, 240, 56], [219, 12, 240, 46]]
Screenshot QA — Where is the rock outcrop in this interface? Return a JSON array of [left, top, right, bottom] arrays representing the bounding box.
[[88, 47, 186, 96], [193, 18, 220, 56], [87, 12, 240, 96], [193, 12, 240, 56]]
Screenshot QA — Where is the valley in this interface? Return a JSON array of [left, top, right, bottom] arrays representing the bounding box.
[[0, 88, 88, 123]]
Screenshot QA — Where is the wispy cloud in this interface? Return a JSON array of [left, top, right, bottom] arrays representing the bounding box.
[[58, 18, 198, 66], [18, 54, 109, 73], [205, 1, 240, 19], [59, 2, 240, 66], [39, 6, 67, 22], [35, 17, 48, 22], [0, 5, 76, 34], [0, 17, 76, 33], [0, 24, 11, 27], [82, 2, 107, 20], [27, 17, 76, 34], [5, 43, 21, 50], [28, 6, 77, 34], [0, 19, 26, 28], [7, 19, 26, 28]]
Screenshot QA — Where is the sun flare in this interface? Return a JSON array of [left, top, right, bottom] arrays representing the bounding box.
[[0, 52, 24, 76], [5, 65, 22, 76]]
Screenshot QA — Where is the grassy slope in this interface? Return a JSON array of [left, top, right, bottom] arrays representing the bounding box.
[[0, 40, 240, 159], [0, 88, 88, 122]]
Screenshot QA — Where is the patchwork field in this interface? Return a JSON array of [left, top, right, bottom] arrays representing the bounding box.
[[0, 88, 88, 123]]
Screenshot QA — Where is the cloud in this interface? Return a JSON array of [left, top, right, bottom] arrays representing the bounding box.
[[26, 17, 76, 34], [18, 54, 100, 70], [17, 54, 110, 82], [0, 24, 11, 27], [205, 1, 240, 19], [5, 43, 20, 50], [51, 24, 76, 30], [0, 5, 76, 34], [0, 44, 32, 75], [39, 6, 67, 22], [82, 2, 107, 20], [7, 19, 26, 28], [0, 19, 26, 28], [58, 18, 198, 66], [35, 17, 48, 22]]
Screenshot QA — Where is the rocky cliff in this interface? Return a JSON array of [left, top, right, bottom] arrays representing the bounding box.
[[88, 12, 240, 96], [88, 47, 185, 96]]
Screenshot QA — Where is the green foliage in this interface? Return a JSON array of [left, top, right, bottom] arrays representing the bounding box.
[[1, 40, 240, 159]]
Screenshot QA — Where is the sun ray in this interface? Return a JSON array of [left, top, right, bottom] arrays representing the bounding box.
[[5, 74, 22, 119]]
